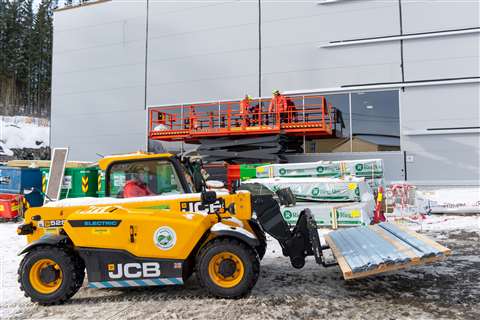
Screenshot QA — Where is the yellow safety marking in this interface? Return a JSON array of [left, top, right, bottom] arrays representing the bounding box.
[[351, 210, 361, 218], [82, 176, 89, 193], [377, 192, 383, 202], [98, 175, 102, 192], [42, 176, 47, 193]]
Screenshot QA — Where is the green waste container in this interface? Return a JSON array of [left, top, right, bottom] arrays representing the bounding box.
[[39, 167, 99, 199], [64, 168, 98, 198], [239, 164, 268, 181]]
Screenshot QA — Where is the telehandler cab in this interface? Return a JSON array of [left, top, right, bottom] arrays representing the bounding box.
[[17, 153, 326, 305]]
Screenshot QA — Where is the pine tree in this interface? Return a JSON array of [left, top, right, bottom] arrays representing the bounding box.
[[0, 0, 61, 117]]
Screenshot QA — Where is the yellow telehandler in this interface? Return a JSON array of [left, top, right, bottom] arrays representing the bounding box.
[[16, 152, 450, 305]]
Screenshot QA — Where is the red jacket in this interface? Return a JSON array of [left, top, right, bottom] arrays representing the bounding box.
[[268, 95, 287, 113], [123, 180, 153, 198]]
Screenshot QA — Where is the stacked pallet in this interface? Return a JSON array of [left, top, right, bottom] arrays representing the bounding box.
[[244, 159, 384, 228], [256, 159, 384, 190], [325, 222, 451, 279]]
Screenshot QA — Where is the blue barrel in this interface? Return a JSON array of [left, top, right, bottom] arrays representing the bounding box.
[[0, 167, 43, 207]]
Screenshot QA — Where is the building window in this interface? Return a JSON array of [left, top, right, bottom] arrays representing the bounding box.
[[307, 90, 400, 153], [351, 90, 400, 152]]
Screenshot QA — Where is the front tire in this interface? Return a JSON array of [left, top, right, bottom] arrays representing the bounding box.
[[18, 246, 84, 305], [196, 238, 260, 298]]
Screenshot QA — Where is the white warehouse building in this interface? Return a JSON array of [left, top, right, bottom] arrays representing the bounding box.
[[51, 0, 480, 186]]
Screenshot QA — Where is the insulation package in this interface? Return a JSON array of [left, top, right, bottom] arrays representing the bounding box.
[[256, 159, 384, 179], [244, 177, 374, 202], [281, 201, 374, 227]]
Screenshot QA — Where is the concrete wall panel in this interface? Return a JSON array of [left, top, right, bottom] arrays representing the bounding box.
[[404, 133, 480, 185], [403, 33, 480, 81], [51, 1, 147, 161], [146, 0, 258, 106], [261, 1, 401, 92], [401, 84, 480, 131], [402, 0, 480, 33]]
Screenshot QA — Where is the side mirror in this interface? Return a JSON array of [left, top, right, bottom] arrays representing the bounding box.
[[201, 190, 217, 206]]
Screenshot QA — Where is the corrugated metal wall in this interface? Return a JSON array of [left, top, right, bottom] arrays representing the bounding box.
[[51, 1, 148, 160], [51, 0, 480, 185]]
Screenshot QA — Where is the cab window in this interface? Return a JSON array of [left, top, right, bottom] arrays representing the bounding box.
[[108, 160, 184, 198]]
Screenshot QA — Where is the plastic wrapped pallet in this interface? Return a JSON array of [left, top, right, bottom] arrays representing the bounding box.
[[367, 178, 385, 190], [281, 202, 374, 227], [256, 159, 384, 179], [244, 177, 374, 202]]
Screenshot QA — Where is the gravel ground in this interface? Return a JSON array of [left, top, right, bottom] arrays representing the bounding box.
[[1, 216, 479, 320]]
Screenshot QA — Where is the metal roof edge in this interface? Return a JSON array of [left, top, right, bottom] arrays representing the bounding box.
[[54, 0, 112, 13]]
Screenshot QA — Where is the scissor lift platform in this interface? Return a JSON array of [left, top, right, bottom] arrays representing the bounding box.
[[148, 95, 337, 143], [325, 222, 451, 280]]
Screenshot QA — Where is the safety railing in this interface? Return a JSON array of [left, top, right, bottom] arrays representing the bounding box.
[[149, 94, 335, 141]]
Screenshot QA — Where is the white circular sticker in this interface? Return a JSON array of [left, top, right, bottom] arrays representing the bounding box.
[[153, 226, 176, 250]]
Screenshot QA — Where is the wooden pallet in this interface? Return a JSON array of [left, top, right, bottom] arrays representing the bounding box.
[[6, 160, 93, 168], [324, 224, 451, 280]]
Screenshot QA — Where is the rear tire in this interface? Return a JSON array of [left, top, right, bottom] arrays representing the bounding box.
[[196, 238, 260, 298], [18, 246, 84, 305]]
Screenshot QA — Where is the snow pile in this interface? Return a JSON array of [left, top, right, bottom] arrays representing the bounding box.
[[404, 214, 480, 232], [0, 116, 50, 156], [417, 187, 480, 214]]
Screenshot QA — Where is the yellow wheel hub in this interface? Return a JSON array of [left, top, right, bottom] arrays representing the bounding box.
[[208, 252, 244, 288], [29, 259, 63, 294]]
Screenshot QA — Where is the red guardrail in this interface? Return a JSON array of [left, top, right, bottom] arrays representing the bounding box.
[[149, 94, 334, 141]]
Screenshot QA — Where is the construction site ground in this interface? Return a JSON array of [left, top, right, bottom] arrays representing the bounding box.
[[1, 215, 479, 320]]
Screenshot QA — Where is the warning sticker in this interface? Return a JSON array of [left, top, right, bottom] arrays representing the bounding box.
[[82, 176, 89, 193]]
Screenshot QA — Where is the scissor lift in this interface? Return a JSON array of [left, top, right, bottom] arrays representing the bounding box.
[[148, 95, 339, 162]]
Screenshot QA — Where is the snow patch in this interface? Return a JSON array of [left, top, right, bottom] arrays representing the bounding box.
[[44, 191, 231, 208], [417, 187, 480, 214], [211, 222, 256, 239], [0, 116, 49, 155]]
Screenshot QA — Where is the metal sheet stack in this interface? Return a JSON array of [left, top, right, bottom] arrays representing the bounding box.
[[325, 222, 449, 276], [244, 159, 385, 228]]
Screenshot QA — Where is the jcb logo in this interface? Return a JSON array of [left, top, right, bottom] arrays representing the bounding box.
[[108, 262, 161, 279], [180, 200, 224, 214]]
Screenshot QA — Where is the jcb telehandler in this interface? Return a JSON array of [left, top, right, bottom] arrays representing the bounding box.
[[16, 153, 450, 305]]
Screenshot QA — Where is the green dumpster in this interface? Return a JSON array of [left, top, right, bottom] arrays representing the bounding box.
[[64, 168, 98, 198], [40, 167, 98, 199]]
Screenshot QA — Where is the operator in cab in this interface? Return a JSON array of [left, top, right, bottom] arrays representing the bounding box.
[[123, 168, 153, 198]]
